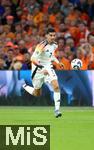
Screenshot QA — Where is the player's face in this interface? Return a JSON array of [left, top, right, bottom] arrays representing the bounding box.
[[46, 32, 56, 43]]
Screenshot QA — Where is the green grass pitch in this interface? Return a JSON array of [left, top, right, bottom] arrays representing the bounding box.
[[0, 106, 94, 150]]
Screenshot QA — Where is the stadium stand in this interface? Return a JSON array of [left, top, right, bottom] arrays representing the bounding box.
[[0, 0, 94, 70]]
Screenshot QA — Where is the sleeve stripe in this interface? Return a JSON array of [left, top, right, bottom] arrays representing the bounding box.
[[35, 40, 48, 52]]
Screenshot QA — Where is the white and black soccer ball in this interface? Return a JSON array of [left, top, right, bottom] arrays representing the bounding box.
[[71, 58, 82, 70]]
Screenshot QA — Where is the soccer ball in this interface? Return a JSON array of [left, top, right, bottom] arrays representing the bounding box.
[[71, 58, 82, 70]]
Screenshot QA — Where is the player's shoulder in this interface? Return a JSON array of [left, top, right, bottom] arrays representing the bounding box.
[[38, 40, 48, 47], [35, 40, 48, 52], [53, 41, 58, 49]]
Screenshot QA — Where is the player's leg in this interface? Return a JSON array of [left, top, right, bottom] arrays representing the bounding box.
[[46, 68, 62, 117], [23, 84, 41, 96], [23, 84, 34, 95], [23, 72, 44, 96], [51, 79, 62, 118], [33, 88, 42, 96]]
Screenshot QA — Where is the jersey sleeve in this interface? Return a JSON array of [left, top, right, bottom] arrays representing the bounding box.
[[31, 41, 47, 61], [31, 45, 42, 61]]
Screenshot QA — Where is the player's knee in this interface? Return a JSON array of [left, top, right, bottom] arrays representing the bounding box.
[[33, 89, 41, 96], [51, 80, 60, 92], [53, 85, 60, 92]]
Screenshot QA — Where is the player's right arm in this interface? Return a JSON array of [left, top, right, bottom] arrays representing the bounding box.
[[31, 45, 42, 66], [31, 41, 47, 68]]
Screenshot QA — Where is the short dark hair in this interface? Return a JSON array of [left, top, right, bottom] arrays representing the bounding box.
[[46, 28, 55, 34]]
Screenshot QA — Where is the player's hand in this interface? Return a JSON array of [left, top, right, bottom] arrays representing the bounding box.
[[59, 63, 64, 70]]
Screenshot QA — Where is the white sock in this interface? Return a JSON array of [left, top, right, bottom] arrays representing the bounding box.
[[23, 84, 34, 95], [53, 92, 61, 111]]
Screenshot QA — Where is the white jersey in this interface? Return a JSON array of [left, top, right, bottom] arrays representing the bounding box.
[[30, 40, 59, 88], [31, 40, 59, 70]]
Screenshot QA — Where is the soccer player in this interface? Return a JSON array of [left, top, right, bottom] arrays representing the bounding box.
[[23, 28, 64, 118]]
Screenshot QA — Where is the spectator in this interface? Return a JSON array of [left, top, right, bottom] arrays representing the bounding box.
[[88, 34, 94, 53], [65, 37, 76, 52], [76, 43, 93, 70], [0, 58, 6, 69]]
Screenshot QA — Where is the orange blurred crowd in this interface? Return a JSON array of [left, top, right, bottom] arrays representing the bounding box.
[[0, 0, 94, 70]]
